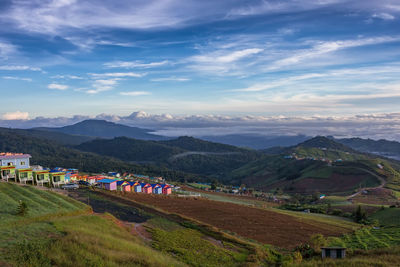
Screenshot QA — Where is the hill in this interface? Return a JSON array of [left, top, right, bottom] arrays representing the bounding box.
[[75, 136, 261, 178], [229, 137, 400, 194], [34, 119, 166, 140], [0, 128, 195, 181], [1, 127, 94, 146], [335, 137, 400, 160], [198, 134, 310, 149], [76, 137, 185, 163]]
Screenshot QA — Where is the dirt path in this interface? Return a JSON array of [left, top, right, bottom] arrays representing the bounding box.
[[347, 167, 386, 199]]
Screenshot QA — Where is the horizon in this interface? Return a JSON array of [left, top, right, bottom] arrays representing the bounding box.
[[1, 1, 400, 140]]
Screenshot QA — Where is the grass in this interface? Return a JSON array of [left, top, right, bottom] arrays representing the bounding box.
[[297, 246, 400, 267], [370, 207, 400, 226], [0, 183, 185, 267], [327, 226, 400, 250], [151, 228, 248, 267]]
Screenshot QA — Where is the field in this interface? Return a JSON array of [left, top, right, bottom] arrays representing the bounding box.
[[351, 188, 399, 205], [370, 207, 400, 226], [118, 193, 355, 249], [0, 183, 185, 267]]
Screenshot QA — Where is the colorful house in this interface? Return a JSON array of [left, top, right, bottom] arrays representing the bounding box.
[[16, 168, 33, 184], [33, 170, 50, 186], [49, 171, 66, 187], [130, 182, 142, 193], [0, 153, 31, 169], [151, 184, 162, 194], [141, 183, 152, 194], [117, 180, 131, 192], [0, 166, 16, 181], [97, 179, 117, 190], [161, 184, 172, 195]]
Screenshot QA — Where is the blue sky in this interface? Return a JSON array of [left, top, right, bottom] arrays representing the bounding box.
[[1, 0, 400, 122]]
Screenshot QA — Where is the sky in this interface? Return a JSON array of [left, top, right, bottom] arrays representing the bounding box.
[[1, 0, 400, 139]]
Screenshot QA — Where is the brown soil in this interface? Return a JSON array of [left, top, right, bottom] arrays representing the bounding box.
[[352, 188, 399, 205], [121, 193, 352, 249]]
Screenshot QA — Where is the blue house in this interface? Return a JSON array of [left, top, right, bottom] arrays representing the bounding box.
[[151, 184, 162, 194], [130, 181, 142, 192]]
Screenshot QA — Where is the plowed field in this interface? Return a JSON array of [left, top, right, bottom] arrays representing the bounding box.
[[123, 193, 353, 248]]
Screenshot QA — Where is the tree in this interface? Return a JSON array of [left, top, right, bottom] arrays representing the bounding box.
[[210, 180, 218, 190], [310, 234, 326, 252], [16, 200, 28, 216], [354, 205, 367, 223]]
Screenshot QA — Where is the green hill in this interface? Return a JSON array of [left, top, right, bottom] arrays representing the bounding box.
[[0, 128, 195, 181]]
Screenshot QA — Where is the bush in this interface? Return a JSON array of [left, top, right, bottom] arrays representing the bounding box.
[[16, 200, 28, 216]]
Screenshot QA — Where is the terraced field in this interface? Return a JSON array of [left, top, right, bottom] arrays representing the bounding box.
[[121, 193, 356, 249]]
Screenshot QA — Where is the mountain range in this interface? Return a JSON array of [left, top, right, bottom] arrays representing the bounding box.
[[1, 119, 400, 194]]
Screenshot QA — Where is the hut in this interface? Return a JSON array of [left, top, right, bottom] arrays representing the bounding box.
[[49, 170, 66, 187], [141, 183, 152, 194], [161, 184, 172, 195], [33, 170, 50, 186], [0, 153, 31, 169], [151, 184, 162, 194], [321, 247, 346, 259], [97, 179, 118, 190], [16, 168, 33, 184], [117, 181, 131, 192], [130, 182, 142, 193], [0, 166, 16, 181]]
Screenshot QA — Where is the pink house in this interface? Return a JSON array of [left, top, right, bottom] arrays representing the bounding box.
[[97, 179, 117, 190], [161, 184, 172, 195], [141, 183, 152, 194]]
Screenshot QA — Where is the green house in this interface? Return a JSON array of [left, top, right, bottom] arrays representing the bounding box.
[[49, 171, 66, 187], [0, 166, 16, 182], [33, 170, 50, 186], [16, 168, 33, 184]]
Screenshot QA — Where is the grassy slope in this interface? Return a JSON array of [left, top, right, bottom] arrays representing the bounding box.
[[0, 183, 185, 267]]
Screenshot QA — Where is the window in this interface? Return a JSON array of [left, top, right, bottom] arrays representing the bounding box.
[[336, 249, 342, 259], [325, 249, 331, 258], [20, 161, 25, 166], [7, 162, 13, 166]]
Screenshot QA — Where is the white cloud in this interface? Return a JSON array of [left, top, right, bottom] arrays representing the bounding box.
[[89, 72, 145, 78], [104, 60, 169, 69], [192, 48, 263, 64], [0, 65, 42, 71], [86, 79, 120, 94], [51, 74, 84, 79], [1, 111, 29, 120], [48, 83, 69, 90], [120, 91, 151, 96], [2, 76, 32, 82], [271, 36, 400, 69], [0, 41, 18, 59], [372, 13, 395, 20], [151, 77, 190, 82]]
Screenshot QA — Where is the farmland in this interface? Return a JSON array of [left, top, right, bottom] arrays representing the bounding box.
[[118, 193, 356, 249]]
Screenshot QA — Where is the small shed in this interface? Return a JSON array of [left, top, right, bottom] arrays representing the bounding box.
[[49, 171, 66, 187], [161, 184, 172, 195], [151, 184, 162, 194], [33, 170, 50, 186], [0, 166, 16, 181], [117, 181, 131, 192], [16, 168, 33, 184], [141, 183, 152, 194], [130, 182, 142, 193], [321, 247, 346, 259], [97, 179, 117, 191]]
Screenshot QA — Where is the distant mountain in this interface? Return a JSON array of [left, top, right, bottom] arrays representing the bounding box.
[[201, 134, 310, 149], [298, 136, 354, 152], [34, 119, 166, 140], [334, 137, 400, 160]]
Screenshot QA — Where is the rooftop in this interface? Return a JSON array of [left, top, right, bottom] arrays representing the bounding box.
[[0, 152, 31, 160]]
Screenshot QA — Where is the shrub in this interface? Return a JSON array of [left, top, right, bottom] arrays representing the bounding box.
[[16, 200, 28, 216]]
